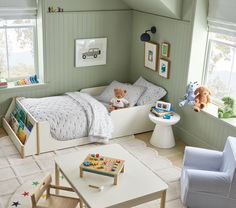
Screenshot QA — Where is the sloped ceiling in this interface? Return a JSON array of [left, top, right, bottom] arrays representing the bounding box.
[[122, 0, 183, 19]]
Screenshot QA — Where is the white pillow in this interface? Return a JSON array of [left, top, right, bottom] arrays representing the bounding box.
[[134, 77, 167, 106], [95, 80, 146, 107]]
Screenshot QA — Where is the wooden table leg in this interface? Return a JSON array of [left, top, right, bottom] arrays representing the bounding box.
[[55, 163, 60, 195], [114, 175, 118, 185], [160, 190, 166, 208], [121, 165, 125, 173], [80, 167, 83, 178]]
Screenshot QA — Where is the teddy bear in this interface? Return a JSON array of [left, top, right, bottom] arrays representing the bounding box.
[[179, 81, 199, 107], [108, 88, 129, 112], [193, 86, 211, 112], [218, 97, 236, 118]]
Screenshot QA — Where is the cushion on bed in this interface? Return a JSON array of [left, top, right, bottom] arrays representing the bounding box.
[[134, 77, 167, 106], [95, 80, 146, 107]]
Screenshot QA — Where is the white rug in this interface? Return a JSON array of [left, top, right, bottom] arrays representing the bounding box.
[[0, 135, 183, 208]]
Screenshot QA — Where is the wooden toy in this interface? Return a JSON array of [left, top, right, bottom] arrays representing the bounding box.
[[80, 154, 125, 185], [88, 184, 104, 191]]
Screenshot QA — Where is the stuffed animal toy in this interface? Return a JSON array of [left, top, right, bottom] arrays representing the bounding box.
[[179, 81, 199, 107], [218, 97, 236, 118], [109, 88, 129, 112], [193, 86, 211, 112]]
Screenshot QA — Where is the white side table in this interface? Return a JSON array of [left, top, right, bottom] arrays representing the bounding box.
[[149, 112, 180, 148]]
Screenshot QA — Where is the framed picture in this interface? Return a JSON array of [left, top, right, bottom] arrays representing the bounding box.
[[144, 42, 159, 71], [161, 42, 170, 58], [75, 37, 107, 68], [159, 58, 170, 79]]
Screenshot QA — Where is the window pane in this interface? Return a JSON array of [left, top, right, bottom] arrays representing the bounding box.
[[7, 27, 35, 79], [205, 41, 234, 100], [230, 57, 236, 100], [6, 19, 36, 27], [0, 29, 8, 78]]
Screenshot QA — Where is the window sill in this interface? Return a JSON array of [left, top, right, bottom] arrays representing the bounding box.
[[202, 103, 236, 128], [0, 82, 49, 94]]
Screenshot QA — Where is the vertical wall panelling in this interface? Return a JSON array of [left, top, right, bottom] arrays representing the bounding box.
[[0, 1, 132, 120], [130, 1, 236, 150], [130, 11, 192, 110]]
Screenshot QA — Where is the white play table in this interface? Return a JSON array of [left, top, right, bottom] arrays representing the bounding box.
[[54, 144, 168, 208]]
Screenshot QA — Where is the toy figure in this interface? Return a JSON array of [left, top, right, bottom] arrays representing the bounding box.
[[109, 88, 129, 112], [193, 86, 211, 112], [218, 97, 236, 118], [179, 81, 199, 107], [15, 74, 39, 86]]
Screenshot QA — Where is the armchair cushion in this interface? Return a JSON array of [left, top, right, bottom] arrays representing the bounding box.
[[183, 146, 222, 171], [185, 169, 231, 195]]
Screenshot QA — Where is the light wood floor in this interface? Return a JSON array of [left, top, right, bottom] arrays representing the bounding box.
[[0, 128, 185, 168]]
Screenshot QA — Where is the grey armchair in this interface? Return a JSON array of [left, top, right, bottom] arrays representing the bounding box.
[[181, 136, 236, 208]]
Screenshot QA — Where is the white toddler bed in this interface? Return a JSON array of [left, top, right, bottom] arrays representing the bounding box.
[[3, 86, 154, 158]]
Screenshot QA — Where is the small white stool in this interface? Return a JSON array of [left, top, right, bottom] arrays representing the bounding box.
[[149, 112, 180, 148]]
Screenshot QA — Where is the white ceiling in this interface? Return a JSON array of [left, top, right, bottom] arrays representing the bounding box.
[[122, 0, 183, 19]]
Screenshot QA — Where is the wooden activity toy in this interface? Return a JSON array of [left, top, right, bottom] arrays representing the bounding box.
[[88, 184, 104, 191], [80, 154, 125, 185]]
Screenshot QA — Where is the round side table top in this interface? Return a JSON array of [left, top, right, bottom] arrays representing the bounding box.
[[149, 112, 181, 126]]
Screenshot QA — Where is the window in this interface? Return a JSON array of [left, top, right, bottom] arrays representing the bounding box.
[[0, 18, 37, 81], [204, 32, 236, 104]]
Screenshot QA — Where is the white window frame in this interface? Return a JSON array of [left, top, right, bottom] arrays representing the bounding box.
[[0, 19, 38, 81], [203, 33, 236, 107]]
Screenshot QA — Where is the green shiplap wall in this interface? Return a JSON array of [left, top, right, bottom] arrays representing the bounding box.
[[44, 11, 132, 93], [0, 0, 235, 150], [0, 4, 132, 118], [130, 11, 192, 117], [130, 6, 236, 150]]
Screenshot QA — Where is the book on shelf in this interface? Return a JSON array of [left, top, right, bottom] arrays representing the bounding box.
[[8, 103, 33, 145]]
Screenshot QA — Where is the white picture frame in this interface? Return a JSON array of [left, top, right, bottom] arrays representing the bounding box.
[[75, 38, 107, 68], [144, 42, 159, 71]]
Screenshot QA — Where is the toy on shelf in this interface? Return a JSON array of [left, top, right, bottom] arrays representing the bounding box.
[[194, 86, 211, 112], [0, 78, 8, 88], [179, 81, 199, 107], [218, 97, 236, 119], [48, 6, 64, 13], [80, 153, 125, 185], [151, 101, 174, 119], [109, 88, 129, 112], [15, 75, 39, 86], [163, 114, 172, 119]]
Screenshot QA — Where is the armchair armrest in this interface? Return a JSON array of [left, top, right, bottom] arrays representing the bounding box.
[[186, 169, 230, 196], [183, 146, 222, 171]]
